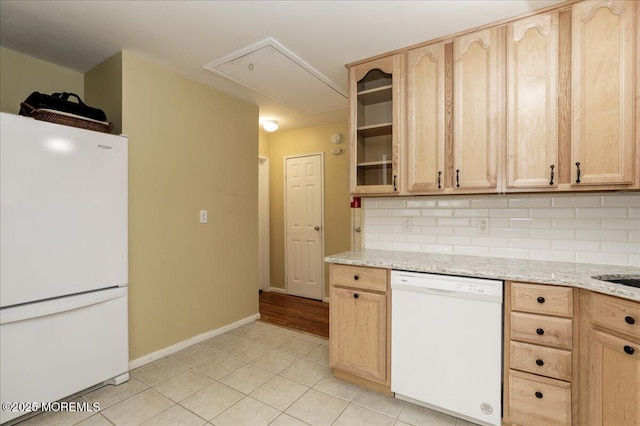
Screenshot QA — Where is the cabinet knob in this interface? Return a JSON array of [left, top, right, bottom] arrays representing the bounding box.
[[353, 293, 359, 299], [353, 275, 359, 281], [537, 296, 545, 304], [535, 391, 543, 399], [535, 359, 544, 366], [624, 345, 635, 355], [536, 328, 545, 335], [625, 316, 635, 325]]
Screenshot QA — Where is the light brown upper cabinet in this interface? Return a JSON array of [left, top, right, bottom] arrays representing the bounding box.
[[506, 13, 559, 190], [405, 43, 446, 194], [349, 55, 403, 195], [571, 0, 636, 188], [453, 27, 504, 192]]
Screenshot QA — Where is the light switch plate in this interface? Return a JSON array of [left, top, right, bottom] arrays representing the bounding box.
[[200, 210, 208, 224]]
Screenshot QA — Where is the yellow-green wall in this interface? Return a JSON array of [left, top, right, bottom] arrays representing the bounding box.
[[120, 52, 259, 360], [259, 130, 270, 158], [84, 52, 122, 134], [268, 122, 350, 297], [0, 47, 84, 114]]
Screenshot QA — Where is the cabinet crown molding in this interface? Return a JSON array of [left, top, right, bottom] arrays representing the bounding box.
[[581, 1, 626, 22]]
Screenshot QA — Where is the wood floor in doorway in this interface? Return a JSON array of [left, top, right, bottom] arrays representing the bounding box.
[[259, 291, 329, 338]]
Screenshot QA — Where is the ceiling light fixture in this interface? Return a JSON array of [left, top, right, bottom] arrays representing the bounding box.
[[263, 120, 279, 132]]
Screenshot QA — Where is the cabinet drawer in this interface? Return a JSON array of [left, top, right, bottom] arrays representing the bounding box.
[[511, 312, 572, 349], [330, 264, 388, 292], [590, 292, 640, 341], [509, 370, 571, 426], [511, 282, 573, 317], [510, 341, 572, 381]]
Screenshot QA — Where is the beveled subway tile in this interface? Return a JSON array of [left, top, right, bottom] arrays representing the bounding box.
[[576, 208, 627, 219], [130, 358, 189, 387], [552, 194, 601, 207], [530, 250, 576, 263], [576, 252, 628, 266]]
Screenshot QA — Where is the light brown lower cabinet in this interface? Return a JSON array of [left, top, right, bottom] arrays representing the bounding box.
[[329, 264, 391, 394], [579, 291, 640, 426], [505, 282, 640, 426]]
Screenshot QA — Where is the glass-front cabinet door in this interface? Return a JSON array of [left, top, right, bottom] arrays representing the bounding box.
[[348, 55, 402, 194]]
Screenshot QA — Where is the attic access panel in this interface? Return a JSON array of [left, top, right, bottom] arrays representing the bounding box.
[[204, 38, 347, 114]]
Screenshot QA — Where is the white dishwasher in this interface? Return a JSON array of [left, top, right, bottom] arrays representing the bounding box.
[[391, 271, 503, 426]]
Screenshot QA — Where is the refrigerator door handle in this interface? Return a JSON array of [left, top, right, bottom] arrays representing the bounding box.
[[0, 287, 126, 325]]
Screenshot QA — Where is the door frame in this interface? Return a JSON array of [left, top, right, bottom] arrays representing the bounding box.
[[283, 152, 325, 301], [258, 156, 270, 292]]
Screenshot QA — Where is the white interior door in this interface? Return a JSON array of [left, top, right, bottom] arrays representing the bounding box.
[[285, 154, 323, 300], [258, 157, 270, 292]]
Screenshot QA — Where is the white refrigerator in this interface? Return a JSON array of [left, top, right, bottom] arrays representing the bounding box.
[[0, 113, 129, 424]]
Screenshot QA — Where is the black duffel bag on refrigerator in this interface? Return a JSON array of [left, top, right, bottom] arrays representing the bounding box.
[[20, 92, 107, 121]]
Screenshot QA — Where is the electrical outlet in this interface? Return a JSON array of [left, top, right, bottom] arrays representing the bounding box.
[[402, 217, 412, 232], [477, 217, 489, 235], [200, 210, 208, 224]]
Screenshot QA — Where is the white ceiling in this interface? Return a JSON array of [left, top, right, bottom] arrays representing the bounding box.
[[0, 0, 563, 132]]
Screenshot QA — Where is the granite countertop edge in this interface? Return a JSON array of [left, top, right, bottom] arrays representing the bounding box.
[[325, 250, 640, 302]]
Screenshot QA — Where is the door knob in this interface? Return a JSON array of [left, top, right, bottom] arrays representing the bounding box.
[[314, 226, 320, 231], [354, 227, 361, 233]]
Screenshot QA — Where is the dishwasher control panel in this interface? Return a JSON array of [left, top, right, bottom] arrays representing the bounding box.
[[391, 271, 502, 302]]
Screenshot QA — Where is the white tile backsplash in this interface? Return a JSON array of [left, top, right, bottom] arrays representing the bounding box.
[[363, 192, 640, 267]]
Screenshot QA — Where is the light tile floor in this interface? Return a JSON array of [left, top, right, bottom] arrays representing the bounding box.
[[17, 321, 478, 426]]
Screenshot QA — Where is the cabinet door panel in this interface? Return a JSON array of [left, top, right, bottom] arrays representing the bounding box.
[[589, 330, 640, 426], [453, 28, 502, 191], [572, 0, 636, 186], [507, 13, 558, 189], [330, 287, 386, 383], [406, 44, 446, 193]]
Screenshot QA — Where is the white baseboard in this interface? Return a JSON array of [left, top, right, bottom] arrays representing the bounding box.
[[267, 286, 286, 294], [129, 313, 261, 370]]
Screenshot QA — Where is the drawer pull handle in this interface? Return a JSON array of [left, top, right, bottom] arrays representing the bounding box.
[[535, 359, 544, 366], [353, 293, 359, 299], [625, 316, 635, 325], [353, 275, 359, 281], [624, 345, 635, 355], [575, 162, 581, 183], [536, 328, 545, 335], [437, 171, 442, 189], [456, 169, 460, 188], [549, 164, 555, 185], [535, 391, 543, 399], [537, 296, 545, 304]]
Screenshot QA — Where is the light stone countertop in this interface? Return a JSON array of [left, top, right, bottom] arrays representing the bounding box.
[[325, 250, 640, 302]]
